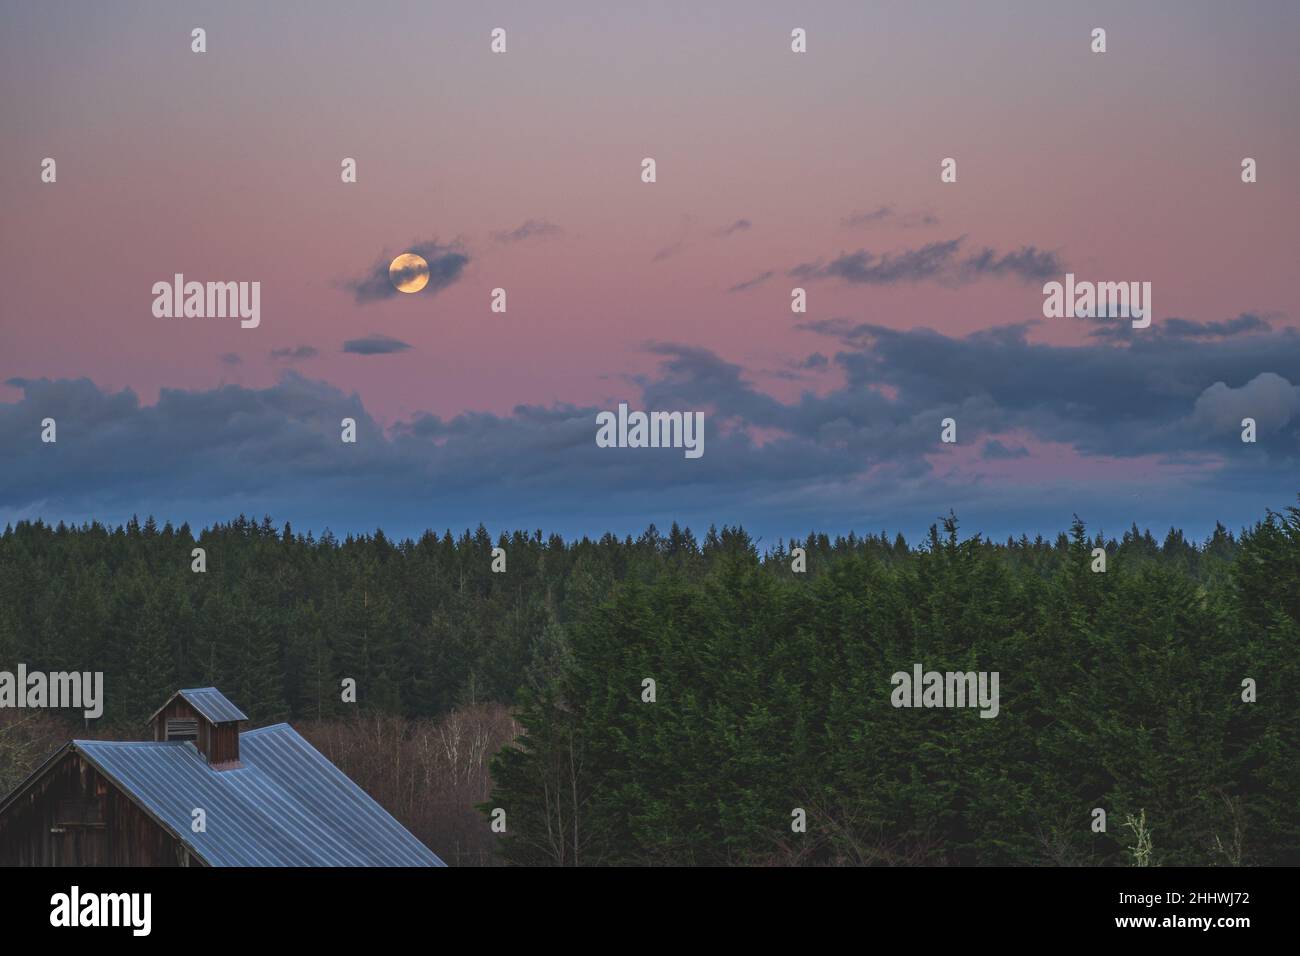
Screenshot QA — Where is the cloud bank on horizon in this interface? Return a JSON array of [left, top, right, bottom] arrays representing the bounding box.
[[3, 318, 1296, 543]]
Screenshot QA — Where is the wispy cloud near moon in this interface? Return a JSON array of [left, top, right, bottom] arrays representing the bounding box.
[[270, 345, 320, 362], [840, 205, 939, 229], [345, 240, 469, 304], [728, 269, 775, 293], [492, 219, 563, 243]]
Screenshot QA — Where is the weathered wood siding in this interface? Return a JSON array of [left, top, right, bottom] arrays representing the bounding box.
[[0, 749, 194, 866]]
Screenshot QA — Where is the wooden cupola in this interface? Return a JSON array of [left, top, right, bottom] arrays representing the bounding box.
[[146, 687, 248, 770]]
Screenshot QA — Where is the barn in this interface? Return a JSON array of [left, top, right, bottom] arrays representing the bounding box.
[[0, 687, 445, 866]]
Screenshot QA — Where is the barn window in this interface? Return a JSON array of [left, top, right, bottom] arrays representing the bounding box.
[[55, 797, 104, 827], [166, 718, 199, 741]]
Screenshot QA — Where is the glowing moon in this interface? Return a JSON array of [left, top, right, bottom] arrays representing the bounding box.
[[389, 253, 430, 294]]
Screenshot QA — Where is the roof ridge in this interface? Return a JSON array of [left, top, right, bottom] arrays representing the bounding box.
[[240, 721, 293, 735], [74, 738, 193, 747]]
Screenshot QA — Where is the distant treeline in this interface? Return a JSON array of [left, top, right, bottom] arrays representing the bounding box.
[[0, 512, 1250, 725], [1, 505, 1297, 865]]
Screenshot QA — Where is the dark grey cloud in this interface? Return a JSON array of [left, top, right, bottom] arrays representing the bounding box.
[[801, 317, 1300, 462], [652, 241, 686, 262], [906, 212, 940, 228], [790, 237, 1063, 286], [1, 373, 382, 525], [342, 334, 412, 355], [219, 353, 242, 366], [766, 352, 831, 381], [958, 245, 1063, 282], [345, 239, 469, 304], [270, 345, 320, 362], [840, 205, 894, 227], [1089, 312, 1274, 342], [655, 216, 750, 263], [1162, 313, 1272, 338], [841, 206, 939, 229], [791, 239, 962, 284], [492, 219, 562, 244], [728, 269, 775, 293]]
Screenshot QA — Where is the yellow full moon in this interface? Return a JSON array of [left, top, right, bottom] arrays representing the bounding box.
[[389, 253, 430, 294]]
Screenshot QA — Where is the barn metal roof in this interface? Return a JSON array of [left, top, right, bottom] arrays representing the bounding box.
[[74, 724, 445, 867], [147, 687, 248, 725]]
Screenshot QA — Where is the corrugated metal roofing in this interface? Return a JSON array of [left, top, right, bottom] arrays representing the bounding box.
[[75, 724, 444, 867], [177, 687, 248, 724]]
